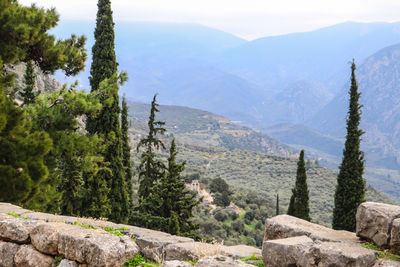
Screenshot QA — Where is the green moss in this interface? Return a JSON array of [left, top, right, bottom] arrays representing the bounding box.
[[73, 221, 98, 230], [104, 226, 125, 236], [123, 255, 159, 267], [186, 260, 196, 265], [5, 212, 29, 220], [240, 254, 264, 267]]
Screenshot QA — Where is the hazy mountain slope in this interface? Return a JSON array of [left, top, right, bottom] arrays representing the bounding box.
[[125, 102, 396, 227], [311, 43, 400, 169], [127, 100, 295, 156], [218, 22, 400, 95]]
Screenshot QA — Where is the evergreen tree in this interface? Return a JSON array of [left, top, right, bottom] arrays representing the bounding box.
[[0, 86, 52, 205], [287, 190, 295, 216], [121, 95, 133, 208], [276, 193, 279, 216], [333, 61, 366, 231], [88, 0, 117, 92], [136, 94, 166, 202], [287, 150, 310, 221], [85, 0, 129, 223], [20, 61, 38, 105]]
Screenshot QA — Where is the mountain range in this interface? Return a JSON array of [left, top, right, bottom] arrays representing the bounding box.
[[51, 20, 400, 192]]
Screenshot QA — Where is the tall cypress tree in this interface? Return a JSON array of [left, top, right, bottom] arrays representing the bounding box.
[[276, 193, 280, 216], [287, 150, 310, 221], [20, 61, 38, 105], [121, 95, 133, 208], [333, 61, 365, 231], [85, 0, 129, 223]]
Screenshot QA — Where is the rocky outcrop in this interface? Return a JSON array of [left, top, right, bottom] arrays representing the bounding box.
[[357, 202, 400, 252], [14, 244, 54, 267], [0, 241, 20, 267]]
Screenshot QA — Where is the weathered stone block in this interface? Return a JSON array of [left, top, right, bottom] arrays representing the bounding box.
[[0, 217, 42, 243], [196, 255, 255, 267], [373, 258, 400, 266], [14, 244, 54, 267], [264, 214, 357, 243], [0, 240, 20, 267], [357, 202, 400, 248], [160, 260, 193, 267], [390, 218, 400, 253], [219, 244, 261, 259], [58, 259, 79, 267], [165, 241, 222, 261], [262, 235, 314, 267]]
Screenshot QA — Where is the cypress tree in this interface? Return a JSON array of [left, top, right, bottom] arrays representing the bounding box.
[[85, 0, 129, 223], [333, 61, 365, 231], [20, 61, 38, 105], [287, 150, 310, 221], [287, 191, 295, 216], [276, 193, 279, 216], [121, 95, 133, 208]]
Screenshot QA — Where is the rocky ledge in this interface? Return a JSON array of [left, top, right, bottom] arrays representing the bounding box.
[[0, 202, 260, 267]]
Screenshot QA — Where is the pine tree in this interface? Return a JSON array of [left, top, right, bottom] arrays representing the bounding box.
[[333, 61, 365, 231], [276, 193, 279, 216], [20, 61, 38, 105], [121, 95, 133, 209], [85, 0, 129, 223], [0, 86, 52, 205], [136, 94, 166, 202], [287, 150, 310, 221]]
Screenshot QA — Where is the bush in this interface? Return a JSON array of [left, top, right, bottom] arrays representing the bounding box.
[[214, 211, 228, 222]]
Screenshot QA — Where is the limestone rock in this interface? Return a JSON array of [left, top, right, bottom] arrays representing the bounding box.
[[165, 241, 221, 261], [160, 260, 193, 267], [262, 235, 314, 267], [57, 228, 139, 267], [390, 218, 400, 253], [14, 244, 54, 267], [59, 259, 79, 267], [196, 255, 254, 267], [219, 244, 261, 259], [136, 233, 194, 262], [373, 259, 400, 266], [264, 214, 357, 243], [300, 241, 378, 267], [0, 217, 42, 243], [30, 222, 65, 255], [0, 240, 20, 267], [357, 202, 400, 248]]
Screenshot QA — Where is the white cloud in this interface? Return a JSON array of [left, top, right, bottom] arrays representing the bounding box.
[[19, 0, 400, 39]]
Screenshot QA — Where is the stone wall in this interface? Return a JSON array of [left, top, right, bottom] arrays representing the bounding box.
[[0, 203, 260, 267]]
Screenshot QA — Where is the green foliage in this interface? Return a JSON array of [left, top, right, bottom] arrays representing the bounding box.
[[333, 61, 366, 231], [123, 254, 145, 267], [89, 0, 118, 92], [104, 227, 124, 236], [210, 178, 231, 207], [73, 221, 98, 230], [288, 150, 311, 221], [136, 94, 166, 202], [241, 254, 264, 267], [20, 61, 39, 105], [0, 87, 52, 205], [361, 242, 400, 261], [122, 95, 133, 210], [0, 0, 86, 76], [52, 256, 63, 266]]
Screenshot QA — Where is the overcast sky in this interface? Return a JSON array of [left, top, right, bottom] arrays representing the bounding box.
[[19, 0, 400, 40]]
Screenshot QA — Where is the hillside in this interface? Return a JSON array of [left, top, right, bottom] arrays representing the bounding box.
[[127, 102, 396, 231]]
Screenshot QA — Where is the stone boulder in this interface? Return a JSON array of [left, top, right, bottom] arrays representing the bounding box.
[[264, 214, 357, 243], [373, 259, 400, 266], [357, 202, 400, 248], [30, 222, 139, 267], [196, 255, 254, 267], [0, 241, 20, 267], [164, 241, 221, 261], [136, 233, 194, 262], [14, 244, 54, 267], [262, 235, 378, 267], [58, 259, 79, 267], [160, 260, 193, 267], [390, 218, 400, 253], [219, 244, 261, 259], [0, 217, 43, 243]]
